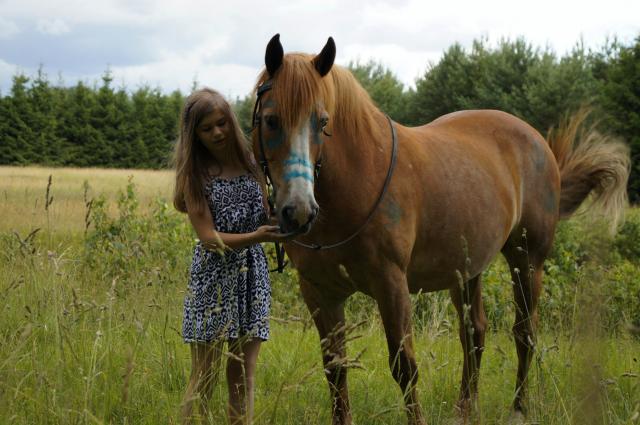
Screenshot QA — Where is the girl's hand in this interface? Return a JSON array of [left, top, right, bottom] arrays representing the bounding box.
[[254, 225, 296, 243]]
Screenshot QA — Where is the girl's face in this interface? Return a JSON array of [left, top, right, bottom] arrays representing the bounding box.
[[196, 107, 232, 155]]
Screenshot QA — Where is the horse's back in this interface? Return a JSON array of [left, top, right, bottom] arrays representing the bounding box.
[[411, 109, 559, 199]]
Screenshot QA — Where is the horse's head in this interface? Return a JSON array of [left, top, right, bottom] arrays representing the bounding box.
[[253, 34, 336, 234]]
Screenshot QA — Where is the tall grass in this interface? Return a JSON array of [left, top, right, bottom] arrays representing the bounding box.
[[0, 166, 174, 234], [1, 166, 638, 424]]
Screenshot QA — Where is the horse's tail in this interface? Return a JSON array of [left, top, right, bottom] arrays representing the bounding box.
[[547, 107, 630, 232]]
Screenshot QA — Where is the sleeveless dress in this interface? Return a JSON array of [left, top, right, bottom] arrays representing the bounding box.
[[182, 174, 271, 342]]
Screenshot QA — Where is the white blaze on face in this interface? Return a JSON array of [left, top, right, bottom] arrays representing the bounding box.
[[283, 121, 316, 224]]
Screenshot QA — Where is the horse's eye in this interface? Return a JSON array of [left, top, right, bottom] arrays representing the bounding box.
[[320, 117, 329, 129], [264, 115, 280, 131]]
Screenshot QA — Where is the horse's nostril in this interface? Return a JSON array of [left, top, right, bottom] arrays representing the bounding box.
[[282, 205, 296, 224], [309, 206, 319, 223]]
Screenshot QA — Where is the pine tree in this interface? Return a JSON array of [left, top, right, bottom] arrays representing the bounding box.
[[0, 93, 25, 164], [29, 66, 64, 164], [111, 85, 137, 168], [1, 74, 36, 164], [58, 81, 104, 166]]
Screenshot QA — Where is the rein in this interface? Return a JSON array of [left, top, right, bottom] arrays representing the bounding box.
[[252, 79, 398, 272]]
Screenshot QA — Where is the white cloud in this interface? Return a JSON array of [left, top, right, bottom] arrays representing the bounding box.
[[108, 52, 259, 99], [0, 17, 20, 39], [340, 43, 441, 89], [0, 0, 638, 98], [1, 0, 144, 26], [36, 18, 70, 35]]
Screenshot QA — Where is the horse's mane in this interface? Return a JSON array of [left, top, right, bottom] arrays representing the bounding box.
[[256, 53, 381, 141]]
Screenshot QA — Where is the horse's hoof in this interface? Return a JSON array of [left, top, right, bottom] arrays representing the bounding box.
[[507, 410, 526, 425]]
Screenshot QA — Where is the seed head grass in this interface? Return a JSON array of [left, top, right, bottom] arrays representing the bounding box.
[[0, 166, 638, 424]]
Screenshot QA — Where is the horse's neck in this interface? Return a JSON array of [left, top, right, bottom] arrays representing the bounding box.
[[316, 108, 390, 216], [331, 101, 386, 159]]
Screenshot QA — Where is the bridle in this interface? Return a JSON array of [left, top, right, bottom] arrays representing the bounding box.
[[252, 80, 324, 208], [252, 79, 398, 272]]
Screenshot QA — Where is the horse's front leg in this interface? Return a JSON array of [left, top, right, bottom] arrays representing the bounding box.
[[300, 278, 352, 425], [374, 267, 426, 425]]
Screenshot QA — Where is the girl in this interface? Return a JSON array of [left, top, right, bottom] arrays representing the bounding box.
[[173, 88, 290, 424]]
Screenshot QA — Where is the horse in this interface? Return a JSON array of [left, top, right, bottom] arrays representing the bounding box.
[[250, 34, 630, 424]]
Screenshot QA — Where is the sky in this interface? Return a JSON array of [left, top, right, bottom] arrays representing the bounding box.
[[0, 0, 638, 99]]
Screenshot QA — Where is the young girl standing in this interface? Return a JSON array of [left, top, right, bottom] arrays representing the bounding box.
[[173, 88, 290, 424]]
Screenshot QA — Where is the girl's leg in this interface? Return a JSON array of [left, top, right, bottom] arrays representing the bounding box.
[[226, 337, 262, 425], [180, 341, 223, 424]]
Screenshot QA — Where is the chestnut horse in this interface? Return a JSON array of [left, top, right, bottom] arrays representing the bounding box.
[[251, 34, 629, 424]]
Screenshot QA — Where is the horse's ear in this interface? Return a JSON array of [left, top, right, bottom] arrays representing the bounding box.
[[313, 37, 335, 77], [265, 33, 284, 77]]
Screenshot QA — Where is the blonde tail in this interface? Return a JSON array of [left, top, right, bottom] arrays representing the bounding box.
[[547, 107, 630, 232]]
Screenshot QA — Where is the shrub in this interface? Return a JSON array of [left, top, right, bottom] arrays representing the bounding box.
[[84, 177, 192, 285]]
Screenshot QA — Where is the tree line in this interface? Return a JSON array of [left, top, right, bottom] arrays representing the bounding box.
[[1, 36, 638, 201]]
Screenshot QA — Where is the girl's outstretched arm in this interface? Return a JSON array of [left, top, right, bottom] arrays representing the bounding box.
[[186, 201, 292, 252]]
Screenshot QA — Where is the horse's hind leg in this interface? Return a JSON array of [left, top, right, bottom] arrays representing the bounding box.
[[374, 266, 426, 425], [299, 278, 352, 425], [450, 274, 487, 423], [502, 228, 550, 416]]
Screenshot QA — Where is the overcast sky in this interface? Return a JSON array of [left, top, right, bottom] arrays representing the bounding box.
[[0, 0, 638, 99]]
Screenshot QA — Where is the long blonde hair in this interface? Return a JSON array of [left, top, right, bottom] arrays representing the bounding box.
[[173, 88, 265, 214]]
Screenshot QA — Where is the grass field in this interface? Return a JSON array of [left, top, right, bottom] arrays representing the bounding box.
[[1, 166, 638, 424], [0, 166, 174, 234]]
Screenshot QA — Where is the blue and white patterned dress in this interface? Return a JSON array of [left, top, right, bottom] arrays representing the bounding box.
[[183, 174, 271, 342]]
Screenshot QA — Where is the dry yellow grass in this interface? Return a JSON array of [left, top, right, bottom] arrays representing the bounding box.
[[0, 165, 175, 233]]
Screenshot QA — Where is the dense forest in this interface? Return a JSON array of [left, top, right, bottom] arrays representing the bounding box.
[[1, 36, 638, 201]]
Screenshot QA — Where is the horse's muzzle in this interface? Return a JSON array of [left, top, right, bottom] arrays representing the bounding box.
[[280, 203, 319, 234]]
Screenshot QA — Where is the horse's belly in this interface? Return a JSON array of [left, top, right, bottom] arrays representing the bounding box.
[[406, 246, 498, 293], [406, 196, 514, 293]]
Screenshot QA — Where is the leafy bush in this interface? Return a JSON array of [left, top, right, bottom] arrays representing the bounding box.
[[614, 208, 640, 262], [84, 177, 192, 285]]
